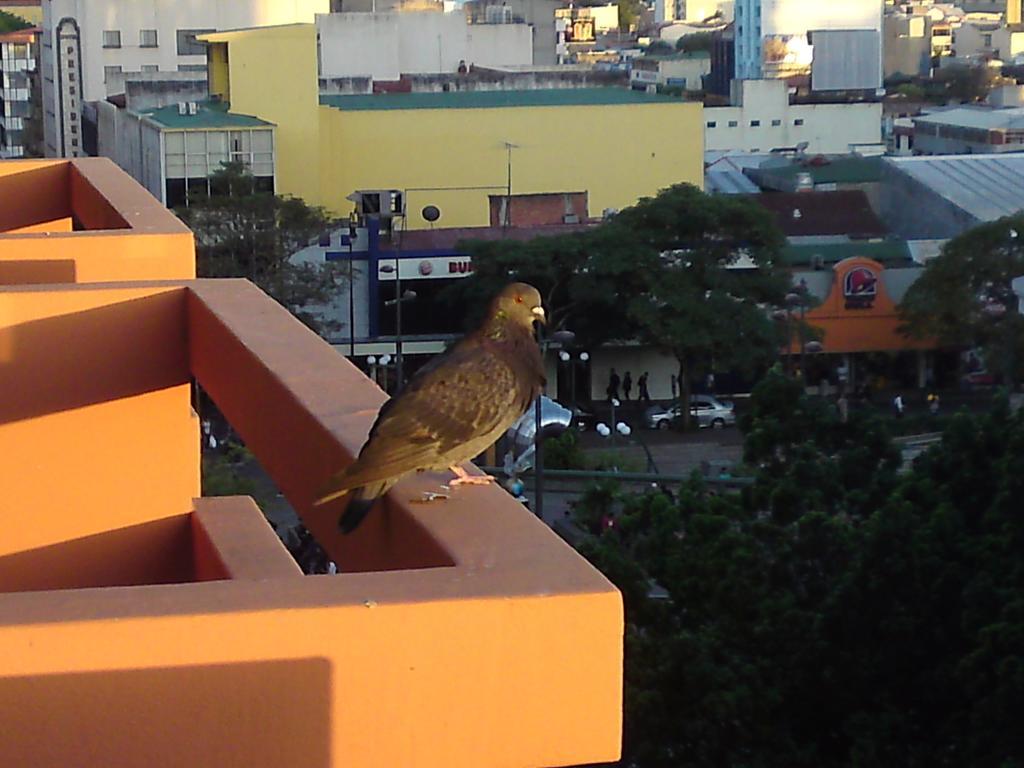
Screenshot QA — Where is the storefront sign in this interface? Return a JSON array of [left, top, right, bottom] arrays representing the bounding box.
[[844, 266, 877, 309]]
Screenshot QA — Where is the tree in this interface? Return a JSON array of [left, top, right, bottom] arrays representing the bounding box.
[[176, 163, 345, 334], [644, 40, 674, 56], [937, 64, 995, 103], [611, 184, 788, 427], [900, 214, 1024, 385], [453, 185, 788, 425], [675, 32, 715, 54], [0, 10, 31, 33], [574, 390, 1024, 767]]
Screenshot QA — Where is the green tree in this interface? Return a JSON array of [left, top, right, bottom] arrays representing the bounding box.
[[644, 40, 674, 56], [0, 10, 31, 33], [575, 392, 1024, 767], [454, 184, 788, 425], [176, 163, 345, 334], [611, 184, 788, 427], [675, 32, 715, 54], [900, 214, 1024, 385]]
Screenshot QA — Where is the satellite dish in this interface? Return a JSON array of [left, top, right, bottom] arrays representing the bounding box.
[[421, 205, 441, 223]]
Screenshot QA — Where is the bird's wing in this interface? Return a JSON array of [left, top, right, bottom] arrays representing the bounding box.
[[322, 339, 530, 494]]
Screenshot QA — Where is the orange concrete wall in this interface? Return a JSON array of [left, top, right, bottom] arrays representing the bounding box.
[[0, 583, 620, 767], [0, 159, 196, 285], [0, 273, 622, 767], [0, 160, 70, 232], [0, 285, 199, 592]]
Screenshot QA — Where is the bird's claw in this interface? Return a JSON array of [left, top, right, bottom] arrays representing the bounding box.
[[411, 491, 449, 504]]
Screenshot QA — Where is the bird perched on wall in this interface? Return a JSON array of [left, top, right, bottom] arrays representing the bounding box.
[[315, 282, 547, 533]]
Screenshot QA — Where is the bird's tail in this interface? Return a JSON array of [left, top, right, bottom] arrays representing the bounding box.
[[334, 480, 394, 534]]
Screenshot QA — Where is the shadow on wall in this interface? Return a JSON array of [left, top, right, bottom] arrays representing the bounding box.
[[0, 291, 189, 427], [0, 658, 334, 767], [0, 260, 77, 285], [0, 517, 195, 594]]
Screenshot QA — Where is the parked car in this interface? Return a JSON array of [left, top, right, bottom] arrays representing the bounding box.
[[644, 396, 736, 430]]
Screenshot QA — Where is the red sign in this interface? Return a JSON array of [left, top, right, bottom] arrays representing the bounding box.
[[843, 266, 877, 309], [448, 260, 474, 275]]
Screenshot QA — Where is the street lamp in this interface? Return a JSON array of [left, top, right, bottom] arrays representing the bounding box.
[[558, 348, 589, 414], [534, 328, 575, 521]]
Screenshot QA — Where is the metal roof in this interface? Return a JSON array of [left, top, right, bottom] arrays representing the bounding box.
[[319, 88, 684, 111], [913, 106, 1024, 131], [139, 100, 274, 130], [883, 154, 1024, 222]]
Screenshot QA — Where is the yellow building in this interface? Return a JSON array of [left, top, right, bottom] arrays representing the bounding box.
[[202, 24, 704, 228]]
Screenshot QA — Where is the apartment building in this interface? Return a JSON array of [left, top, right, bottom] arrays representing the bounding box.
[[705, 79, 883, 155], [39, 0, 328, 157], [0, 26, 37, 157], [733, 0, 883, 83]]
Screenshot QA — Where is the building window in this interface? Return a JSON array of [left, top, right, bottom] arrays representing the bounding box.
[[69, 86, 75, 95], [70, 124, 77, 134], [67, 58, 75, 68], [66, 46, 74, 54], [102, 30, 121, 48], [140, 29, 158, 48], [771, 118, 781, 126], [68, 71, 75, 82], [983, 33, 992, 47], [178, 64, 207, 72], [707, 120, 717, 128], [104, 65, 122, 83], [794, 118, 805, 126], [750, 119, 760, 127], [176, 29, 214, 56], [728, 120, 738, 127], [71, 138, 78, 147], [141, 64, 159, 73]]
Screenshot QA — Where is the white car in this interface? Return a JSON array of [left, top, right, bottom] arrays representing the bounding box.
[[644, 396, 736, 430]]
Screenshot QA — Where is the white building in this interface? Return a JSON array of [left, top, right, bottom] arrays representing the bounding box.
[[316, 11, 532, 80], [656, 0, 734, 25], [0, 26, 38, 158], [630, 51, 710, 90], [97, 97, 276, 208], [733, 0, 882, 83], [704, 79, 883, 154], [40, 0, 328, 157]]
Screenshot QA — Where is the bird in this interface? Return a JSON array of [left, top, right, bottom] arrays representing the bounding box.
[[315, 282, 547, 533]]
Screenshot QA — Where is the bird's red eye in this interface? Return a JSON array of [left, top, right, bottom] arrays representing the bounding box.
[[515, 295, 524, 304]]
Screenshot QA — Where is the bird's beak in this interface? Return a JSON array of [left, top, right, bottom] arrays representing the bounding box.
[[531, 306, 547, 325]]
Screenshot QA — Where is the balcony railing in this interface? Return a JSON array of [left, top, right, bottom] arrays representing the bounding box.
[[0, 158, 622, 767]]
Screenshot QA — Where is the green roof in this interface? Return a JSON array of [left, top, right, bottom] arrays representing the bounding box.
[[765, 155, 886, 185], [319, 88, 685, 112], [782, 240, 915, 267], [140, 100, 274, 130]]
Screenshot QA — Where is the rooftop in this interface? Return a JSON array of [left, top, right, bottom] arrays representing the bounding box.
[[883, 153, 1024, 221], [782, 240, 915, 268], [319, 87, 684, 111], [138, 100, 274, 130], [755, 154, 887, 186], [913, 105, 1024, 130], [752, 190, 888, 239]]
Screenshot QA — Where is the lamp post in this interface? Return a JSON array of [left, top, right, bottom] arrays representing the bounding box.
[[534, 328, 576, 521], [559, 349, 589, 414]]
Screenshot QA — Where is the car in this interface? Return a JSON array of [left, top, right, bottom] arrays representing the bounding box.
[[644, 396, 736, 430]]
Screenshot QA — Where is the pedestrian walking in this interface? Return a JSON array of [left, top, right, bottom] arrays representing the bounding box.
[[893, 393, 905, 418], [607, 368, 621, 402], [927, 392, 940, 416], [623, 371, 633, 400], [670, 373, 678, 399], [837, 393, 849, 424], [706, 372, 716, 393], [638, 372, 651, 402]]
